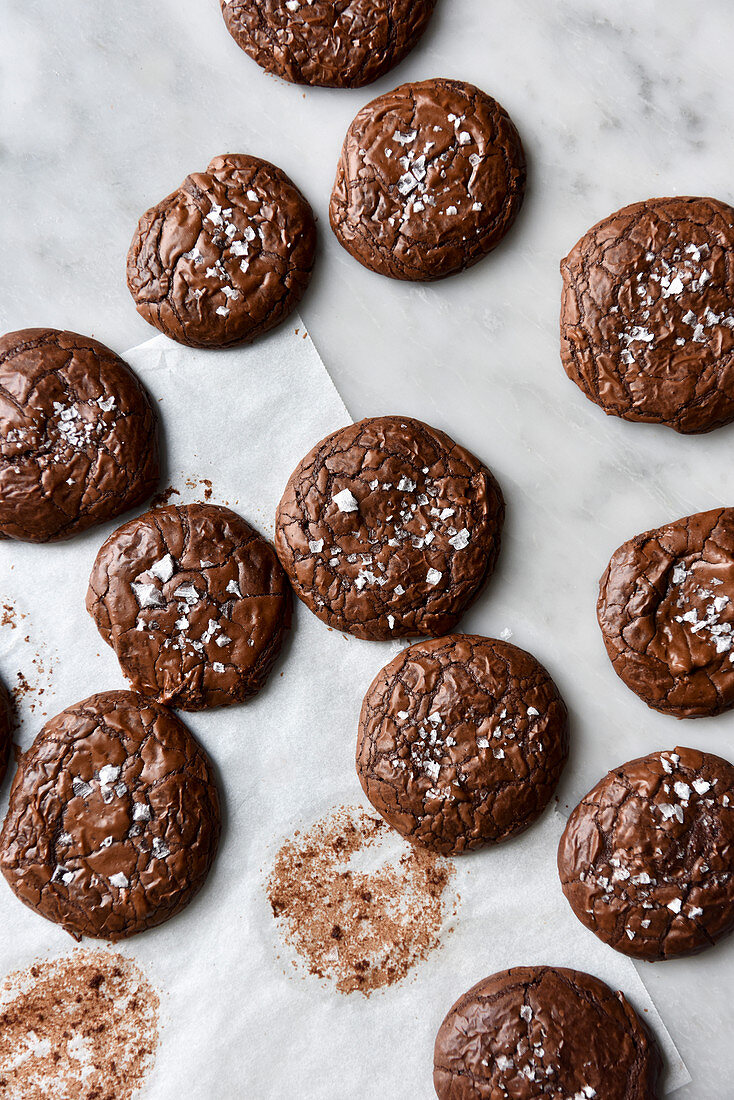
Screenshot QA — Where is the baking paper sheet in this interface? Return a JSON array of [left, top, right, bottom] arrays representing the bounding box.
[[0, 323, 690, 1096]]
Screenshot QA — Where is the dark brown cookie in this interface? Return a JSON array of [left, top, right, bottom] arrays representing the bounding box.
[[433, 966, 662, 1100], [558, 747, 734, 961], [0, 329, 159, 542], [87, 503, 291, 711], [329, 78, 526, 281], [598, 507, 734, 718], [0, 677, 11, 787], [221, 0, 437, 89], [274, 416, 504, 640], [560, 196, 734, 433], [0, 691, 220, 941], [356, 635, 568, 854], [127, 154, 316, 348]]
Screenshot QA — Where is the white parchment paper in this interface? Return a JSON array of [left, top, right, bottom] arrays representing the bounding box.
[[0, 323, 689, 1096]]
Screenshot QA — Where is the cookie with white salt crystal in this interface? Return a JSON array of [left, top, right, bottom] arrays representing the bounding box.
[[560, 196, 734, 433], [433, 966, 662, 1099], [127, 154, 316, 348], [86, 503, 291, 710], [0, 691, 220, 941], [558, 747, 734, 961], [274, 417, 504, 640], [329, 78, 526, 281], [0, 328, 159, 542], [598, 507, 734, 717], [220, 0, 437, 89], [357, 635, 569, 854]]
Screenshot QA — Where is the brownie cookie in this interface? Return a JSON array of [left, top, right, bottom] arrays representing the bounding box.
[[0, 678, 11, 787], [598, 507, 734, 718], [0, 329, 159, 542], [356, 635, 568, 854], [433, 966, 661, 1099], [559, 747, 734, 961], [560, 196, 734, 433], [274, 416, 504, 640], [127, 154, 316, 348], [329, 78, 526, 281], [0, 691, 220, 941], [221, 0, 437, 89], [87, 503, 290, 710]]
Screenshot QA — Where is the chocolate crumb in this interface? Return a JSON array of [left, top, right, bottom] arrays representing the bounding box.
[[0, 950, 159, 1098], [267, 805, 456, 995]]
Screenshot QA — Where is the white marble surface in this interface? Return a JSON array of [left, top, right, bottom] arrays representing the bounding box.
[[2, 1, 734, 1095]]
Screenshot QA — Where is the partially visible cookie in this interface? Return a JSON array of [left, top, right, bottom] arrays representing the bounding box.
[[86, 503, 291, 710], [598, 507, 734, 718], [0, 329, 159, 542], [127, 154, 316, 348], [274, 416, 504, 640], [560, 196, 734, 433], [221, 0, 437, 89], [433, 966, 662, 1100], [558, 747, 734, 961], [329, 78, 526, 281], [357, 635, 568, 854], [0, 678, 11, 787], [0, 691, 220, 941]]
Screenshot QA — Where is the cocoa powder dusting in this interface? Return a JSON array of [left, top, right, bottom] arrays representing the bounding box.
[[0, 950, 159, 1099], [267, 805, 456, 995]]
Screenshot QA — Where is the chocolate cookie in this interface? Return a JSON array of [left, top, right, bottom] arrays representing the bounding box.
[[598, 507, 734, 718], [433, 966, 661, 1100], [0, 677, 11, 787], [558, 747, 734, 961], [221, 0, 437, 89], [560, 196, 734, 433], [127, 154, 316, 348], [274, 416, 504, 640], [87, 503, 291, 710], [0, 329, 159, 542], [329, 78, 526, 281], [356, 635, 568, 854], [0, 691, 220, 941]]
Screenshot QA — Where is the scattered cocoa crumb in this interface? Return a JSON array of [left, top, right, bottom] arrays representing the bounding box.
[[149, 484, 180, 509], [1, 603, 24, 630], [184, 477, 214, 501], [267, 805, 456, 996], [0, 950, 159, 1099]]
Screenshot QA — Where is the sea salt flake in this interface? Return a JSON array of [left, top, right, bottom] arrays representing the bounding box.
[[174, 583, 200, 604], [308, 539, 324, 553], [667, 897, 683, 914], [449, 528, 470, 550], [426, 568, 442, 586], [109, 872, 129, 889], [132, 582, 165, 609], [333, 488, 359, 512], [99, 765, 121, 786], [520, 1005, 533, 1022]]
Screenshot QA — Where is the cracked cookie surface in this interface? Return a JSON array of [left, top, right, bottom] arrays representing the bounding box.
[[274, 416, 504, 640], [560, 196, 734, 433], [329, 78, 526, 281], [433, 965, 661, 1100], [0, 690, 220, 941], [87, 502, 291, 710], [0, 329, 159, 542], [0, 677, 10, 787], [356, 635, 568, 854], [598, 507, 734, 717], [220, 0, 437, 88], [558, 747, 734, 961], [127, 154, 316, 348]]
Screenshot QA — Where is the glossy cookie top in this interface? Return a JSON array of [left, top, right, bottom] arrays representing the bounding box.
[[561, 196, 734, 433], [275, 415, 504, 640]]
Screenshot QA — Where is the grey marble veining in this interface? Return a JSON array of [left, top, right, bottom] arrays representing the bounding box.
[[2, 1, 734, 1094]]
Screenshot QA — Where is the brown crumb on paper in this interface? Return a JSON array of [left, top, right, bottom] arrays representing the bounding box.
[[0, 950, 159, 1099], [149, 484, 181, 509], [267, 805, 456, 996]]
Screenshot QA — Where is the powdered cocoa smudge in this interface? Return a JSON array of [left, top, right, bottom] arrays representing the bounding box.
[[267, 805, 456, 996], [0, 950, 159, 1099]]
